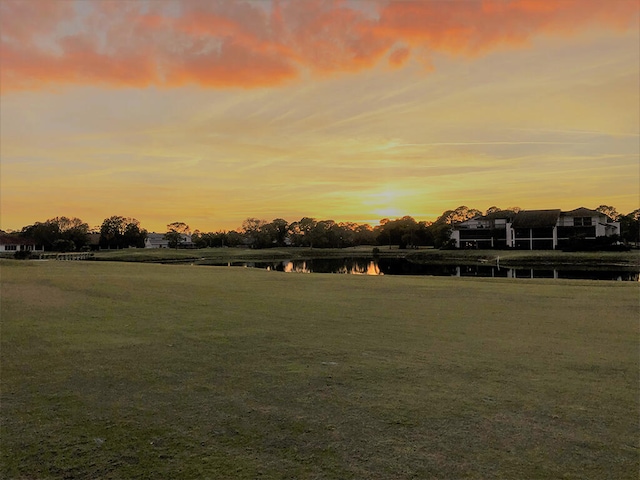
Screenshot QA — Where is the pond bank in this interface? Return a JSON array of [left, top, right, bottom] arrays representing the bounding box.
[[91, 246, 639, 269]]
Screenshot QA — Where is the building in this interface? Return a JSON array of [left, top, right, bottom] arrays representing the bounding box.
[[449, 210, 515, 249], [450, 207, 621, 250], [0, 232, 42, 252], [87, 233, 101, 251], [144, 233, 170, 248], [144, 233, 193, 249]]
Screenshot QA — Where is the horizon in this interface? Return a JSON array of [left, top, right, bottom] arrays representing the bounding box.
[[1, 0, 639, 233], [1, 202, 632, 235]]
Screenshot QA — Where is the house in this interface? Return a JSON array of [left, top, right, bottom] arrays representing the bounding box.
[[144, 233, 170, 248], [449, 210, 516, 249], [0, 232, 42, 252], [451, 207, 621, 250], [87, 233, 101, 251], [144, 233, 193, 249]]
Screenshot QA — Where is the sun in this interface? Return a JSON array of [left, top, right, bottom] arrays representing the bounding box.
[[365, 189, 405, 219]]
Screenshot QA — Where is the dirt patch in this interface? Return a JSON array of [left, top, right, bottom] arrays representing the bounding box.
[[1, 283, 79, 310]]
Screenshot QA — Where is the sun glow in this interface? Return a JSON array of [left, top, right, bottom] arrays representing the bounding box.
[[362, 187, 430, 221]]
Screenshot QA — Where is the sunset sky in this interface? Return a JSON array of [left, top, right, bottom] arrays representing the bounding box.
[[1, 0, 639, 233]]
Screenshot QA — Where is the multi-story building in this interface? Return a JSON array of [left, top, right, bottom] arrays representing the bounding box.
[[450, 207, 621, 250]]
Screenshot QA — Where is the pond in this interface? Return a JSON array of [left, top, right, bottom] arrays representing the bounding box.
[[203, 257, 639, 281]]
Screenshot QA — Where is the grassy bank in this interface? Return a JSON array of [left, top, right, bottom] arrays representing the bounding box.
[[92, 246, 640, 269], [1, 260, 638, 479], [406, 249, 640, 268]]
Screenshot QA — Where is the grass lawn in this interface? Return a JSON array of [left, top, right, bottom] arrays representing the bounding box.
[[1, 260, 638, 479]]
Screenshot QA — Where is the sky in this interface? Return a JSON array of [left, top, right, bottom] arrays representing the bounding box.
[[1, 0, 639, 233]]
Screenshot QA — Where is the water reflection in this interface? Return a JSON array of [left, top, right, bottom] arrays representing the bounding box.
[[269, 258, 381, 275], [209, 257, 639, 281]]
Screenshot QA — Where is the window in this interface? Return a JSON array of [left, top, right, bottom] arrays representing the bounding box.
[[4, 245, 17, 251], [573, 217, 592, 227]]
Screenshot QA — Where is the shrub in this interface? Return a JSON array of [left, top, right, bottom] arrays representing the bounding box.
[[52, 239, 76, 252], [439, 239, 458, 250], [13, 250, 32, 260]]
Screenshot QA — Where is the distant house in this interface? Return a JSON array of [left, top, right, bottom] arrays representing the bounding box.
[[144, 233, 170, 249], [87, 233, 101, 251], [144, 233, 193, 249], [450, 207, 620, 250], [0, 232, 42, 252]]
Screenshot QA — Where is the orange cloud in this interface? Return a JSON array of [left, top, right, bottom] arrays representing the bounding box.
[[388, 46, 411, 68], [375, 0, 640, 56], [1, 0, 637, 93]]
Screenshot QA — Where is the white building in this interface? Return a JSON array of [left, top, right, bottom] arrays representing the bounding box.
[[144, 233, 193, 249], [451, 207, 621, 250], [0, 232, 43, 252]]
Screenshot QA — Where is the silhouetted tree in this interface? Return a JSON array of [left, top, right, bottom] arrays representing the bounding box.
[[374, 216, 430, 249], [241, 218, 269, 248], [21, 216, 89, 251], [352, 223, 376, 245], [263, 218, 290, 247], [427, 206, 480, 248], [619, 209, 639, 245], [21, 221, 60, 251], [595, 205, 620, 221], [289, 217, 317, 247], [100, 216, 147, 249], [165, 222, 190, 249]]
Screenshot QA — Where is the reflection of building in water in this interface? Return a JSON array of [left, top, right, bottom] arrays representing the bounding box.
[[366, 261, 382, 276], [343, 261, 382, 275], [283, 261, 311, 273], [450, 207, 621, 250], [222, 258, 637, 281], [453, 265, 637, 281]]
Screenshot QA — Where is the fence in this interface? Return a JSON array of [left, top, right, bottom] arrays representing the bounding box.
[[33, 252, 95, 261]]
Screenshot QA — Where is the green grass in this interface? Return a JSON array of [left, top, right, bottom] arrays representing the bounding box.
[[407, 249, 640, 268], [1, 260, 638, 479], [92, 246, 405, 263]]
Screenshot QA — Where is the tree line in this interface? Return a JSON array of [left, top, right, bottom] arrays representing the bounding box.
[[5, 205, 639, 252], [14, 216, 147, 252]]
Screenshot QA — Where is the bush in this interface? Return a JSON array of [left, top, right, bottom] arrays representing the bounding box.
[[439, 239, 458, 250], [52, 239, 76, 252], [563, 235, 630, 252], [13, 250, 32, 260]]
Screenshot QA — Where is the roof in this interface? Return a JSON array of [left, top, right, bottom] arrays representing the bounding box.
[[479, 210, 517, 221], [88, 233, 101, 245], [147, 233, 167, 240], [511, 210, 561, 228], [562, 207, 604, 218], [146, 233, 169, 243], [453, 210, 517, 229], [0, 232, 36, 245]]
